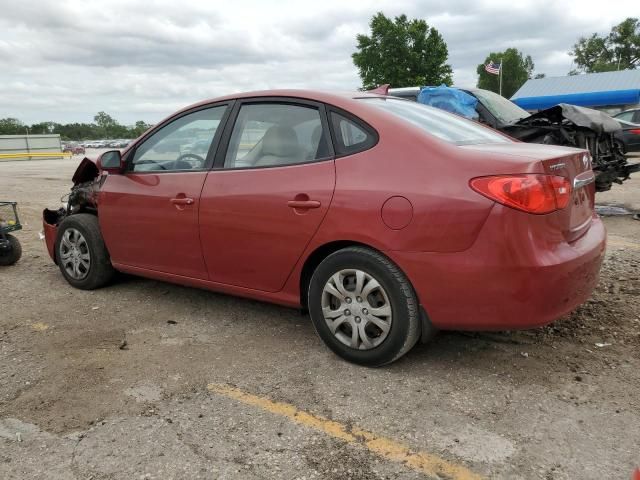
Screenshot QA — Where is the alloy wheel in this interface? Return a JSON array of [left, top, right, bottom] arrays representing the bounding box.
[[59, 228, 91, 280], [321, 269, 393, 350]]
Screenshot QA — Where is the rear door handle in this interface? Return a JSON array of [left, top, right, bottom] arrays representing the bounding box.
[[170, 197, 194, 205], [287, 200, 321, 209]]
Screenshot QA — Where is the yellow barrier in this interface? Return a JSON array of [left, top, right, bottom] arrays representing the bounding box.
[[0, 152, 73, 159]]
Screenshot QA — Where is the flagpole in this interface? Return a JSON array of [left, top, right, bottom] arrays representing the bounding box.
[[499, 63, 503, 97]]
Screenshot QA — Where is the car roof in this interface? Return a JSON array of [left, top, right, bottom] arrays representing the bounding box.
[[154, 89, 392, 131], [183, 89, 382, 109]]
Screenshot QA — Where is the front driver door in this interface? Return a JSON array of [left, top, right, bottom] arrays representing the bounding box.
[[99, 104, 229, 279], [199, 100, 335, 292]]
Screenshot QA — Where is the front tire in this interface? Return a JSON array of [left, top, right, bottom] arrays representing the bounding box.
[[55, 214, 115, 289], [308, 247, 420, 366]]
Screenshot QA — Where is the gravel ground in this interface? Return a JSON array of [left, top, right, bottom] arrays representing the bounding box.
[[1, 153, 639, 479]]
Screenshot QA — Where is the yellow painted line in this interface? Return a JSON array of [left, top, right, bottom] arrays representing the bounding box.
[[0, 152, 72, 158], [608, 238, 640, 250], [208, 383, 484, 480], [31, 322, 49, 331]]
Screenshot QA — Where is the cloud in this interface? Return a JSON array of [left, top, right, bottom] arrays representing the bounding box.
[[0, 0, 637, 124]]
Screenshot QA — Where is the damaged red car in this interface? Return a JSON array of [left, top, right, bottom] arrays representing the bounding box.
[[43, 90, 606, 366]]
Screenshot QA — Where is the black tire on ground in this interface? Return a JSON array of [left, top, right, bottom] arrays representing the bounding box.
[[55, 214, 115, 290], [308, 246, 421, 367], [0, 234, 22, 266]]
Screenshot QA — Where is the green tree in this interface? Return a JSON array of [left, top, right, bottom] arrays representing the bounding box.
[[0, 118, 27, 135], [93, 111, 119, 137], [571, 17, 640, 73], [352, 12, 452, 90], [131, 120, 151, 137], [476, 48, 534, 98]]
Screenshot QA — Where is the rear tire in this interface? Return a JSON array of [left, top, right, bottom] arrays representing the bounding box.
[[308, 246, 420, 366], [0, 234, 22, 266], [55, 214, 115, 290]]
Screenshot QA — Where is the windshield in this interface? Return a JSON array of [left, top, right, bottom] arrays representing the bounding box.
[[362, 97, 510, 146], [469, 89, 529, 125]]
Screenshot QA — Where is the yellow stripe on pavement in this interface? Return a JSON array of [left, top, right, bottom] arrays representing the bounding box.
[[0, 152, 72, 159], [207, 383, 485, 480]]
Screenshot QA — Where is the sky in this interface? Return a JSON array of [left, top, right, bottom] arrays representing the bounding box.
[[0, 0, 638, 125]]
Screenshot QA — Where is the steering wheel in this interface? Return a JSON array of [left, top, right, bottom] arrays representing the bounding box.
[[173, 153, 206, 170]]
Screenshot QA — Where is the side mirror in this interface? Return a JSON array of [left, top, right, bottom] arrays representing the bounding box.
[[97, 150, 124, 174]]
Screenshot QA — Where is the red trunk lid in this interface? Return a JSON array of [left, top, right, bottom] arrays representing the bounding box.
[[462, 144, 595, 242]]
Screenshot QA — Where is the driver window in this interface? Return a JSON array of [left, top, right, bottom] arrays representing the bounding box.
[[131, 106, 226, 172]]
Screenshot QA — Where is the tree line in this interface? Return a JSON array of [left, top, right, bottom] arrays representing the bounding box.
[[353, 13, 639, 98], [0, 111, 152, 141]]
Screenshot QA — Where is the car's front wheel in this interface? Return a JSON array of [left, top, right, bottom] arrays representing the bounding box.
[[308, 247, 421, 366], [55, 214, 115, 290]]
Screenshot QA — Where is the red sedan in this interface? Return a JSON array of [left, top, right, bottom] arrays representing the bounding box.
[[42, 90, 606, 366]]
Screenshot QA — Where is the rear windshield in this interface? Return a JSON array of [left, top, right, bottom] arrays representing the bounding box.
[[469, 88, 529, 124], [361, 97, 510, 146]]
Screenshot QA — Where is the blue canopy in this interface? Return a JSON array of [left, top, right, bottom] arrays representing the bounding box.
[[417, 86, 479, 120], [513, 89, 640, 111]]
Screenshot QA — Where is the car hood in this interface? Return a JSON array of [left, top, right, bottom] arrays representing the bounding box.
[[71, 157, 100, 185], [514, 103, 621, 134]]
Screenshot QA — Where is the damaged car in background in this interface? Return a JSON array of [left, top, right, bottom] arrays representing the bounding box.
[[386, 85, 639, 192]]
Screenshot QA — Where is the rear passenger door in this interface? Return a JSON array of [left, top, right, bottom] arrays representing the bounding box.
[[198, 99, 336, 292]]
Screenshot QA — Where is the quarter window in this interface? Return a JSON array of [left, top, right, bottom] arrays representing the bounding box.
[[330, 112, 377, 156], [130, 106, 226, 172], [224, 103, 330, 168]]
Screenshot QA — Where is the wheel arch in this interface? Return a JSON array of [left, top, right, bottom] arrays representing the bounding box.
[[298, 240, 437, 345], [299, 240, 376, 311]]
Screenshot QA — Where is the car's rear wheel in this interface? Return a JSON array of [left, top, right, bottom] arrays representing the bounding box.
[[55, 214, 115, 290], [308, 246, 420, 366]]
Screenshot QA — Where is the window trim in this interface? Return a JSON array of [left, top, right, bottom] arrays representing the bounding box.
[[124, 101, 234, 174], [212, 97, 335, 171], [326, 107, 379, 158]]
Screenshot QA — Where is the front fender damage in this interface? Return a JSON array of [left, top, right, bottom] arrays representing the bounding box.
[[42, 157, 104, 261]]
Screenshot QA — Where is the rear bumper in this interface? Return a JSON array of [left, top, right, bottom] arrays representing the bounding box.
[[391, 210, 606, 331]]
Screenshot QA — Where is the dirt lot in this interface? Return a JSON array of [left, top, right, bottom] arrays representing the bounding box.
[[1, 154, 639, 479]]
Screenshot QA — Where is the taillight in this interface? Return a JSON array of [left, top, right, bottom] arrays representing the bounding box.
[[629, 129, 640, 135], [470, 174, 571, 214]]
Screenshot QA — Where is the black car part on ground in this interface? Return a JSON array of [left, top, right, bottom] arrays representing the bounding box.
[[0, 201, 22, 266], [500, 104, 639, 192]]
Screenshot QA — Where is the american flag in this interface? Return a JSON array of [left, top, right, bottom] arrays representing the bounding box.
[[485, 61, 501, 75]]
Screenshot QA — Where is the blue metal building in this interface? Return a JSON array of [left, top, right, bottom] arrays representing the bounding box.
[[511, 69, 640, 112]]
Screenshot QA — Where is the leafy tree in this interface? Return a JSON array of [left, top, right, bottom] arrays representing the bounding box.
[[0, 118, 27, 135], [0, 113, 153, 141], [131, 120, 152, 137], [476, 48, 534, 98], [352, 12, 452, 90], [571, 17, 640, 73], [94, 111, 119, 137]]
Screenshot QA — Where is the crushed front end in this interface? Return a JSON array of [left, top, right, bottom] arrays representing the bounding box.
[[42, 158, 102, 262], [503, 103, 639, 192]]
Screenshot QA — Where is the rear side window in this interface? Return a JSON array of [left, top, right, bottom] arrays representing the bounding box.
[[330, 112, 377, 156], [362, 97, 511, 146], [224, 103, 330, 169]]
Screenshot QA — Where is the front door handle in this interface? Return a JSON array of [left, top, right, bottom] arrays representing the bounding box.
[[170, 197, 194, 206], [287, 200, 321, 209]]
